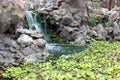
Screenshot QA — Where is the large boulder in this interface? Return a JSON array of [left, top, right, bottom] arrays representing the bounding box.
[[0, 0, 25, 33]]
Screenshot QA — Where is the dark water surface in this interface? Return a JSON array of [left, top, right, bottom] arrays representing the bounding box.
[[46, 43, 88, 58]]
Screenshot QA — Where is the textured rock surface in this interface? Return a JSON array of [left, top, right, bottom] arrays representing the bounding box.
[[23, 0, 88, 44], [23, 0, 120, 44], [0, 0, 25, 33], [17, 34, 33, 47], [0, 29, 48, 66]]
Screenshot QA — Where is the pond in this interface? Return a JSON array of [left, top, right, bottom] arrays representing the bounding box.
[[46, 43, 88, 59]]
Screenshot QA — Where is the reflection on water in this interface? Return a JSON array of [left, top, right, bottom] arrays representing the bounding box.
[[46, 43, 88, 58]]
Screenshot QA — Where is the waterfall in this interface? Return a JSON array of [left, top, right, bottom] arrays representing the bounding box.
[[25, 11, 43, 34], [25, 11, 51, 42], [25, 11, 87, 58]]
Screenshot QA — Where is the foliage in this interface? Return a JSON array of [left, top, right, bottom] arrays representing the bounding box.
[[93, 0, 100, 2], [2, 41, 120, 80], [116, 3, 120, 7], [88, 13, 97, 27], [88, 0, 100, 2], [108, 16, 114, 27], [88, 13, 103, 27]]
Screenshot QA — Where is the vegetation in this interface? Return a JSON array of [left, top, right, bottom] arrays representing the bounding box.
[[88, 13, 102, 27], [93, 0, 100, 2], [108, 16, 114, 27], [116, 3, 120, 7], [1, 41, 120, 80], [88, 13, 97, 27]]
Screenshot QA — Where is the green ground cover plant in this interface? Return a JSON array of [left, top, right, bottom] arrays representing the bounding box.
[[2, 41, 120, 80]]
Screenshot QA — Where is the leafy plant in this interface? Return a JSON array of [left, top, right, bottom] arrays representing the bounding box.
[[108, 16, 114, 27], [93, 0, 100, 2], [89, 13, 97, 27], [2, 41, 120, 80]]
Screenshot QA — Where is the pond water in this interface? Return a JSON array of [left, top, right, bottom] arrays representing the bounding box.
[[46, 43, 88, 59]]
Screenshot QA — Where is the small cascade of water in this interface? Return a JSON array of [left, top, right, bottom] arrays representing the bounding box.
[[25, 11, 43, 34], [25, 11, 87, 58], [25, 11, 51, 42]]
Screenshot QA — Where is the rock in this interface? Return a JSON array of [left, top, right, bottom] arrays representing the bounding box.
[[33, 39, 46, 47], [52, 10, 60, 15], [16, 29, 44, 39], [21, 44, 45, 56], [62, 15, 73, 26], [24, 52, 48, 62], [17, 34, 33, 47], [68, 7, 78, 14], [21, 46, 35, 56], [60, 9, 67, 16], [74, 36, 86, 44], [0, 55, 4, 65], [114, 36, 120, 41], [4, 58, 15, 66], [64, 27, 79, 33], [9, 47, 18, 53], [0, 0, 25, 33], [16, 29, 30, 34], [30, 33, 44, 39], [105, 27, 113, 33], [91, 30, 98, 37], [53, 15, 62, 21], [16, 29, 37, 35], [16, 22, 24, 29], [0, 51, 14, 58], [79, 25, 90, 36], [5, 38, 19, 49], [14, 53, 24, 60], [95, 24, 107, 40], [60, 26, 79, 41], [0, 34, 47, 66], [24, 2, 34, 10], [73, 13, 81, 22], [24, 54, 38, 62], [70, 21, 79, 27], [113, 22, 120, 36], [0, 44, 8, 51], [0, 35, 21, 66]]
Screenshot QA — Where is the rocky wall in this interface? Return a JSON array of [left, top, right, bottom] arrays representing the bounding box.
[[0, 0, 48, 66], [0, 27, 48, 66], [0, 0, 25, 33], [23, 0, 89, 44], [24, 0, 120, 44]]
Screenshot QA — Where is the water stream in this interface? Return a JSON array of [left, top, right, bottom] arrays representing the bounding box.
[[25, 11, 43, 34], [25, 11, 87, 58]]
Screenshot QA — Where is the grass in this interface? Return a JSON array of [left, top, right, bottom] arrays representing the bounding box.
[[89, 13, 97, 27], [1, 41, 120, 80]]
